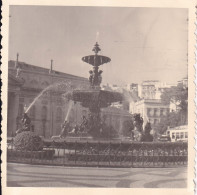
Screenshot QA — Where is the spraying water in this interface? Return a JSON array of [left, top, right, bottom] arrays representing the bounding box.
[[64, 100, 74, 121], [25, 80, 72, 114], [25, 84, 53, 113]]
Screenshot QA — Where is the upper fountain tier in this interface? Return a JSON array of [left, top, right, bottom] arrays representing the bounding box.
[[82, 42, 111, 66], [66, 42, 123, 111]]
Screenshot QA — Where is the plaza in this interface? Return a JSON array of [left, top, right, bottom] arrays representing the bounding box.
[[7, 163, 187, 188]]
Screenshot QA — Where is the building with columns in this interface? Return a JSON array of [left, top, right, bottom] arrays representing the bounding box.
[[8, 59, 132, 138], [8, 59, 89, 137]]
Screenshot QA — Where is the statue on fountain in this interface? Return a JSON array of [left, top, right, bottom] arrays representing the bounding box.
[[131, 114, 153, 142], [89, 67, 103, 87], [60, 120, 71, 138], [79, 115, 88, 132], [16, 113, 32, 134]]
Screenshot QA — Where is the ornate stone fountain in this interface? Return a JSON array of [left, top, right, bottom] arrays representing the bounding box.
[[67, 42, 123, 138]]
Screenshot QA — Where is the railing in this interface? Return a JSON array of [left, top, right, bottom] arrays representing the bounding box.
[[7, 139, 187, 168]]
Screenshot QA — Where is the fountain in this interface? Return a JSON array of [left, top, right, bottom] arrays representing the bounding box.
[[66, 42, 123, 138]]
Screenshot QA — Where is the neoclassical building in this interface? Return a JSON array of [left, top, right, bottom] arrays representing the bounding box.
[[8, 59, 132, 138], [8, 59, 90, 138]]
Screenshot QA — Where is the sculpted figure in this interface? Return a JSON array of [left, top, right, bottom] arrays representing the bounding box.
[[133, 114, 143, 132], [98, 70, 103, 86], [60, 120, 70, 138], [80, 115, 88, 132], [16, 113, 31, 134], [132, 114, 144, 141]]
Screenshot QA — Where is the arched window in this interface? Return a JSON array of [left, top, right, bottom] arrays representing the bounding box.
[[30, 105, 36, 119], [41, 106, 47, 120], [56, 107, 62, 122], [18, 104, 24, 117], [69, 109, 74, 123]]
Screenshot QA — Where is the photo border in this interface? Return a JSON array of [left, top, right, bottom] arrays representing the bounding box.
[[1, 0, 196, 194]]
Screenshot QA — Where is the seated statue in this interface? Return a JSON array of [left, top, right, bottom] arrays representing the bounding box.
[[22, 113, 31, 130], [16, 113, 32, 134], [60, 120, 70, 138]]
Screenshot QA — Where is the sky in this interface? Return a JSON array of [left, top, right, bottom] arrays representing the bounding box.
[[9, 6, 188, 85]]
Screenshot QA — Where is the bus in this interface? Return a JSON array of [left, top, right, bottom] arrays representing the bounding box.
[[166, 125, 188, 142]]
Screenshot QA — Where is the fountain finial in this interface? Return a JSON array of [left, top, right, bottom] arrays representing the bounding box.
[[92, 42, 101, 54]]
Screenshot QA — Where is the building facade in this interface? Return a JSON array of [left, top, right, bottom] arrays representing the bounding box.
[[134, 80, 175, 100], [129, 99, 170, 129]]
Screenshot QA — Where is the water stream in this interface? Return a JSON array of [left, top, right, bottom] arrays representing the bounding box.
[[64, 100, 74, 121]]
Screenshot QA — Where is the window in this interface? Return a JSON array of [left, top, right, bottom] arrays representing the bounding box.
[[160, 109, 164, 116], [56, 107, 62, 122], [41, 106, 47, 120], [154, 119, 158, 124], [185, 132, 188, 138], [18, 104, 24, 117], [154, 108, 157, 116], [176, 132, 180, 139], [180, 132, 184, 139], [172, 133, 175, 139], [69, 109, 74, 122], [147, 108, 151, 116], [30, 105, 36, 119]]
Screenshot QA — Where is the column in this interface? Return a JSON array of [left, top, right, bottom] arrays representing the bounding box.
[[7, 92, 14, 137], [13, 92, 20, 135]]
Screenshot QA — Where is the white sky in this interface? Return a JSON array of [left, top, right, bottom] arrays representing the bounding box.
[[9, 6, 188, 85]]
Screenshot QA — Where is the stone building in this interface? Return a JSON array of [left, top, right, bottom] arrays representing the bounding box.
[[137, 80, 175, 100], [8, 60, 89, 138], [8, 59, 132, 138], [129, 99, 170, 129]]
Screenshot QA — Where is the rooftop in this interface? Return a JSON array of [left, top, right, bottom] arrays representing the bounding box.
[[9, 60, 88, 81]]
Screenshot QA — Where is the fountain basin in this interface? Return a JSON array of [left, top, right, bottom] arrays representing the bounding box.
[[69, 89, 123, 108]]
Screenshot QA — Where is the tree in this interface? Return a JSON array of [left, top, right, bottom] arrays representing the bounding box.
[[155, 110, 186, 135], [161, 84, 188, 125]]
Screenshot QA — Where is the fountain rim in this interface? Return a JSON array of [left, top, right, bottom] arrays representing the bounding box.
[[82, 55, 111, 66]]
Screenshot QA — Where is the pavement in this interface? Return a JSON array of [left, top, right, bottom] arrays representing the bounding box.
[[7, 163, 187, 188]]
